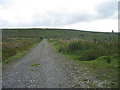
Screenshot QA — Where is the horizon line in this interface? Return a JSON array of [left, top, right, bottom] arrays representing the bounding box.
[[0, 27, 118, 33]]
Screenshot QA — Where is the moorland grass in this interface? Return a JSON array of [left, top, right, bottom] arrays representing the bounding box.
[[49, 39, 119, 88], [2, 38, 42, 64]]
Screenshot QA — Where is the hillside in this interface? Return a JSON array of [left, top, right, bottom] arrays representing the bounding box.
[[2, 28, 118, 42], [2, 28, 119, 88]]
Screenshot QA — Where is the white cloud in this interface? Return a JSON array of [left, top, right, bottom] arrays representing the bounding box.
[[0, 0, 118, 32], [64, 19, 118, 32], [0, 5, 3, 8]]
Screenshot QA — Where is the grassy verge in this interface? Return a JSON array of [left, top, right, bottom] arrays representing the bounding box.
[[2, 38, 42, 64], [48, 39, 119, 88]]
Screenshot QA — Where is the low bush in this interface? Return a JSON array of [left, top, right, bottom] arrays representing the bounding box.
[[106, 56, 111, 63]]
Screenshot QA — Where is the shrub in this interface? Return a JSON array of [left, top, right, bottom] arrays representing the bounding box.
[[40, 37, 43, 40], [105, 56, 111, 63]]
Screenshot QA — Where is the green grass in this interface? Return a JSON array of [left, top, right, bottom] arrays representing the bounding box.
[[4, 50, 29, 64], [75, 56, 118, 79], [31, 63, 41, 67], [77, 57, 118, 88], [49, 39, 119, 88]]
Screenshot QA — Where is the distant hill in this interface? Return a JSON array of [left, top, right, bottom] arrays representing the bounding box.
[[2, 28, 118, 42]]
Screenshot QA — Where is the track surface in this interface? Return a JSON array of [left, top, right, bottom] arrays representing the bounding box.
[[2, 39, 108, 88]]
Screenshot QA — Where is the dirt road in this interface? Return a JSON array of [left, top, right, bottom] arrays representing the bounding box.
[[2, 39, 108, 88]]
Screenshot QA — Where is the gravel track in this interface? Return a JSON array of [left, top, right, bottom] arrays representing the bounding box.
[[2, 39, 109, 88]]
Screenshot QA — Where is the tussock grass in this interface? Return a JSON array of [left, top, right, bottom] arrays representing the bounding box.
[[2, 38, 42, 64], [50, 40, 119, 61]]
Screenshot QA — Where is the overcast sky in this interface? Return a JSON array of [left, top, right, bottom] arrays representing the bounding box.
[[0, 0, 119, 32]]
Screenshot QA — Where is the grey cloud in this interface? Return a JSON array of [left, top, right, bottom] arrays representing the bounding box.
[[30, 11, 94, 27], [66, 12, 94, 24], [96, 2, 118, 19]]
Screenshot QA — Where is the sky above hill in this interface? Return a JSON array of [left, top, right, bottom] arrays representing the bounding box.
[[0, 0, 119, 32]]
